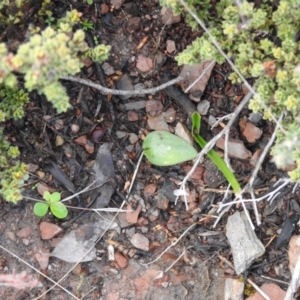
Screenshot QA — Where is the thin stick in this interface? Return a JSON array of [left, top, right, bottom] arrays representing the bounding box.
[[224, 130, 233, 171], [184, 59, 216, 93], [247, 278, 270, 300], [261, 275, 289, 286], [219, 178, 291, 208], [61, 73, 189, 96], [248, 112, 284, 189], [284, 254, 300, 300], [164, 248, 189, 273], [142, 223, 196, 266], [0, 246, 80, 300]]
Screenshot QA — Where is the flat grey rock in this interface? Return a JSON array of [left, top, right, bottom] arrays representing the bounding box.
[[226, 211, 265, 274], [197, 100, 210, 115], [249, 112, 263, 124], [224, 278, 244, 300]]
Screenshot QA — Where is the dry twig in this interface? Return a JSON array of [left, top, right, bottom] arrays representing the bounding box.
[[284, 254, 300, 300], [61, 73, 189, 96]]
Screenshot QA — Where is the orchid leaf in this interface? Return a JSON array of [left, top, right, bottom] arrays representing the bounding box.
[[143, 131, 197, 166], [191, 112, 241, 194]]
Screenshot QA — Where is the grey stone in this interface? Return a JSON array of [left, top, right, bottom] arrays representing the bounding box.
[[216, 138, 252, 160], [197, 100, 210, 115], [249, 112, 263, 124], [116, 74, 134, 100], [122, 100, 146, 110], [224, 278, 244, 300], [208, 115, 217, 127], [226, 211, 265, 274]]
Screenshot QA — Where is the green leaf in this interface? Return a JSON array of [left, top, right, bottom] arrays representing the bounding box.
[[34, 202, 49, 217], [191, 112, 241, 194], [143, 131, 197, 166], [50, 202, 68, 219], [43, 191, 51, 202], [49, 192, 61, 202]]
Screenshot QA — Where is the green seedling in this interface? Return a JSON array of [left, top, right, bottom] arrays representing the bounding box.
[[34, 191, 68, 219], [45, 16, 55, 26], [142, 131, 198, 166], [142, 112, 241, 194], [80, 20, 94, 31], [191, 112, 241, 194]]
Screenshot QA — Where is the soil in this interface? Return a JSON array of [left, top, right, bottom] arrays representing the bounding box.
[[1, 1, 300, 299]]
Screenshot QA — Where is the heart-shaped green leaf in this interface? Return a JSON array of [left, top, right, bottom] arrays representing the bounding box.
[[49, 192, 61, 202], [43, 191, 51, 202], [50, 202, 68, 219], [143, 131, 197, 166], [33, 202, 49, 217]]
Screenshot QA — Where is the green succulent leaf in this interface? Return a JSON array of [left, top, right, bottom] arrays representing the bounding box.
[[49, 191, 61, 202], [43, 191, 51, 202], [191, 112, 241, 194], [50, 202, 68, 219], [143, 131, 197, 166], [34, 202, 49, 217]]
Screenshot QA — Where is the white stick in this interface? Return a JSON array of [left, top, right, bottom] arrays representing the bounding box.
[[285, 254, 300, 300]]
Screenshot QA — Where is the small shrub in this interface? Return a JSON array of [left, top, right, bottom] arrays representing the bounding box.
[[0, 4, 111, 202], [160, 0, 300, 182]]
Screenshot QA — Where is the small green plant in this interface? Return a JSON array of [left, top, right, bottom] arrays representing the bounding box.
[[45, 15, 55, 26], [0, 84, 29, 121], [142, 112, 241, 194], [143, 131, 197, 166], [34, 191, 68, 219], [191, 112, 241, 194], [0, 9, 110, 112], [0, 84, 30, 203], [80, 19, 94, 31]]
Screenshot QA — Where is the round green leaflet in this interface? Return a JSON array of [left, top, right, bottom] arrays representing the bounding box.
[[33, 202, 49, 217], [50, 202, 68, 219], [49, 191, 61, 202], [142, 131, 198, 166]]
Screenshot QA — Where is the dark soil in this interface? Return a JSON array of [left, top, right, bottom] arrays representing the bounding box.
[[1, 1, 300, 299]]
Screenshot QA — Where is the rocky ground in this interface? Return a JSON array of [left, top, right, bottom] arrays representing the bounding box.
[[0, 1, 300, 299]]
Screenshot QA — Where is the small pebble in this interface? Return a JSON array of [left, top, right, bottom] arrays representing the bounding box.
[[197, 100, 210, 115], [249, 112, 263, 124]]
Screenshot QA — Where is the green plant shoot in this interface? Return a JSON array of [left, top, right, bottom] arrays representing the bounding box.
[[34, 191, 68, 219], [143, 131, 198, 166], [191, 112, 241, 194]]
